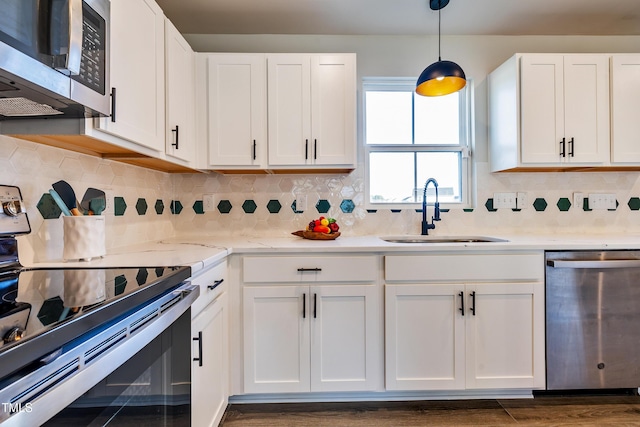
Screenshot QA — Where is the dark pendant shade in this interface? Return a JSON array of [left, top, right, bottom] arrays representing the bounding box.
[[416, 60, 466, 97]]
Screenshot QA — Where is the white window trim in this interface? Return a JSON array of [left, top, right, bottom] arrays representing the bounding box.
[[362, 77, 474, 211]]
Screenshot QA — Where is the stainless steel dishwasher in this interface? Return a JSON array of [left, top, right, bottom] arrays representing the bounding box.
[[545, 250, 640, 390]]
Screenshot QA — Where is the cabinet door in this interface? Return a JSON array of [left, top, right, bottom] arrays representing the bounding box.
[[385, 284, 465, 391], [563, 55, 609, 164], [310, 54, 356, 166], [310, 285, 380, 392], [611, 54, 640, 163], [165, 19, 195, 163], [97, 0, 165, 151], [267, 54, 312, 166], [465, 282, 545, 390], [192, 293, 228, 427], [243, 286, 310, 393], [206, 54, 267, 168], [520, 54, 564, 164]]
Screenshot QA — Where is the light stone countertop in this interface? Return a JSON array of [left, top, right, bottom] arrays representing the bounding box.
[[22, 233, 640, 271]]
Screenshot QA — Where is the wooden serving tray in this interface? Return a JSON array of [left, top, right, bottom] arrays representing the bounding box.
[[292, 230, 341, 240]]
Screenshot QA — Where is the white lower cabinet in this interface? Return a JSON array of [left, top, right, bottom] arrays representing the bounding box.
[[190, 260, 228, 427], [385, 253, 545, 392], [241, 255, 381, 394], [192, 292, 228, 427]]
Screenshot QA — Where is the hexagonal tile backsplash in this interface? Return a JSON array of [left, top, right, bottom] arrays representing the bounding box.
[[6, 135, 640, 264]]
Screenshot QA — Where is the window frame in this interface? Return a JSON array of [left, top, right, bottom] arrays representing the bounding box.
[[362, 77, 473, 211]]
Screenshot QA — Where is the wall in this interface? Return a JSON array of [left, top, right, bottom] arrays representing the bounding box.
[[3, 35, 640, 263], [172, 34, 640, 237]]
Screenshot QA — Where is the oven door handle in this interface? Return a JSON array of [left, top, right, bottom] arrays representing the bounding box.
[[547, 259, 640, 269]]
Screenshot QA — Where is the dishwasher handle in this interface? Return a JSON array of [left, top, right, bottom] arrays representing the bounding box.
[[547, 259, 640, 269]]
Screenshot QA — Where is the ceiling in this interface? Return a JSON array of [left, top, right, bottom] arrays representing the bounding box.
[[155, 0, 640, 36]]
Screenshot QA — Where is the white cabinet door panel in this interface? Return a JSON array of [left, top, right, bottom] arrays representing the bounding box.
[[243, 286, 310, 393], [611, 54, 640, 163]]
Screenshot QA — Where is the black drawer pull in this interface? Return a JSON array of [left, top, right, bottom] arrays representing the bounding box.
[[314, 293, 317, 319], [303, 293, 306, 318], [171, 125, 179, 149], [207, 279, 224, 290], [470, 291, 476, 316], [297, 268, 322, 272], [193, 331, 203, 367], [458, 291, 464, 316]]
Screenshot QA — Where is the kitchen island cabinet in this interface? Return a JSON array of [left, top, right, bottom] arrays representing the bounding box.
[[384, 253, 545, 391], [241, 255, 382, 394]]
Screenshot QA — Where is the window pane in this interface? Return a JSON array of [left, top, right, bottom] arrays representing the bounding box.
[[416, 152, 461, 203], [414, 92, 460, 145], [365, 91, 412, 145], [369, 152, 415, 203]]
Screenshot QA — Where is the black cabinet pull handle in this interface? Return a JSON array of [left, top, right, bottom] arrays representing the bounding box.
[[297, 268, 322, 272], [303, 293, 306, 319], [110, 87, 116, 122], [568, 137, 574, 157], [314, 293, 317, 318], [207, 278, 224, 290], [305, 139, 309, 160], [470, 291, 476, 316], [458, 291, 465, 316], [253, 139, 257, 160], [171, 125, 179, 149], [559, 137, 566, 157], [193, 331, 203, 367], [314, 139, 317, 160]]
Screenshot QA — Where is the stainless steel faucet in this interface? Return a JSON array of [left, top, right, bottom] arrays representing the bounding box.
[[421, 178, 441, 235]]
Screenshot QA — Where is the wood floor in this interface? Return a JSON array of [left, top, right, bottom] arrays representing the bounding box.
[[221, 393, 640, 426]]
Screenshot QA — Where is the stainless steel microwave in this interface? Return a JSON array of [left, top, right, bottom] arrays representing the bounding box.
[[0, 0, 109, 119]]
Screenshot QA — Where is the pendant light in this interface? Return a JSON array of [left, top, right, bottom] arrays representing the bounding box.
[[416, 0, 466, 97]]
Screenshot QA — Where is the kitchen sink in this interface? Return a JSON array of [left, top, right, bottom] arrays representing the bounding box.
[[380, 236, 508, 244]]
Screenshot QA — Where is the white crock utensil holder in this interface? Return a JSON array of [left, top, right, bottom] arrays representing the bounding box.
[[63, 216, 106, 261]]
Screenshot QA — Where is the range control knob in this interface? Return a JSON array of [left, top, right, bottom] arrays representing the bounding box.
[[2, 201, 20, 217]]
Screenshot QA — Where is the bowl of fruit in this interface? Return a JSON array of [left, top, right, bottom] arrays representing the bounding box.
[[292, 216, 340, 240]]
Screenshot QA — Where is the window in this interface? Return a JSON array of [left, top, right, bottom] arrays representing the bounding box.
[[363, 78, 471, 209]]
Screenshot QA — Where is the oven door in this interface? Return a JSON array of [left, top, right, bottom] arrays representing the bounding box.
[[0, 282, 198, 426]]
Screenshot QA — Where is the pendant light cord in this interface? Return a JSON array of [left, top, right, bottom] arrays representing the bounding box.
[[438, 0, 442, 61]]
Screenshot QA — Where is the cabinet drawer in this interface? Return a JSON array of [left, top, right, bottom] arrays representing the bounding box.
[[243, 256, 377, 283], [385, 253, 544, 282], [191, 259, 227, 317]]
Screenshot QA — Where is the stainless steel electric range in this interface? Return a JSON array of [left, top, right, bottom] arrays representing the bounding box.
[[0, 185, 198, 426]]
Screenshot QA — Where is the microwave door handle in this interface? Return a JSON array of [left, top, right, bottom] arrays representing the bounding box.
[[55, 0, 83, 75]]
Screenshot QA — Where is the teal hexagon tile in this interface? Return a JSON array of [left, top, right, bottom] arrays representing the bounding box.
[[340, 199, 355, 213], [114, 274, 127, 296], [628, 197, 640, 211], [114, 197, 127, 216], [556, 198, 571, 212], [242, 200, 257, 214], [37, 193, 61, 219], [135, 198, 148, 215], [533, 198, 547, 212], [155, 199, 164, 215], [316, 199, 331, 214], [217, 200, 232, 214], [485, 198, 497, 212], [170, 200, 183, 215], [136, 268, 149, 286], [583, 197, 592, 211], [291, 200, 304, 214], [267, 200, 282, 214], [193, 200, 204, 214]]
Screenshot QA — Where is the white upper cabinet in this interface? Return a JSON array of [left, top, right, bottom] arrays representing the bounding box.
[[164, 19, 195, 163], [267, 53, 356, 169], [489, 53, 610, 171], [611, 54, 640, 164], [200, 54, 267, 169], [96, 0, 165, 151]]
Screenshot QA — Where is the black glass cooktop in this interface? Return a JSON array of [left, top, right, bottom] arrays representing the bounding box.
[[0, 265, 191, 379]]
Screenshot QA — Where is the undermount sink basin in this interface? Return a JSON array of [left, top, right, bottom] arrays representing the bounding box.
[[380, 236, 508, 244]]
